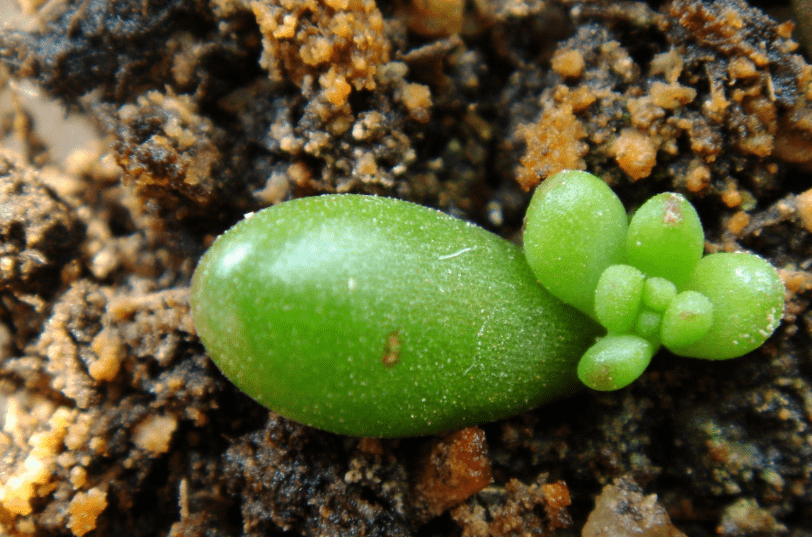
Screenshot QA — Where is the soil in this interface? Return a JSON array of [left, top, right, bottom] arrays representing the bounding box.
[[0, 0, 811, 535]]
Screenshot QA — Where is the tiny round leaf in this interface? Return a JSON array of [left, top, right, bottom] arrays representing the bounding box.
[[626, 193, 704, 287], [635, 308, 662, 341], [524, 170, 628, 319], [672, 252, 785, 360], [642, 277, 677, 312], [577, 335, 655, 391], [595, 264, 645, 333], [661, 290, 714, 349]]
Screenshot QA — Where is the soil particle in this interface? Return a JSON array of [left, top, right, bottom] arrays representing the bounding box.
[[582, 476, 686, 537], [717, 497, 788, 536], [108, 90, 225, 218], [411, 427, 493, 523], [0, 156, 83, 297], [222, 414, 413, 536], [450, 473, 574, 536], [0, 155, 84, 349]]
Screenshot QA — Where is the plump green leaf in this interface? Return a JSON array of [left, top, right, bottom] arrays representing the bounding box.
[[191, 194, 601, 437], [672, 252, 784, 359], [661, 290, 714, 349], [635, 308, 662, 341], [524, 170, 628, 318], [626, 193, 704, 288], [642, 277, 677, 312], [595, 264, 645, 333], [577, 334, 654, 391]]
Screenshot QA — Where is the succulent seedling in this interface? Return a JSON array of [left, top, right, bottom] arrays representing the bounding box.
[[190, 171, 785, 436], [523, 170, 785, 391]]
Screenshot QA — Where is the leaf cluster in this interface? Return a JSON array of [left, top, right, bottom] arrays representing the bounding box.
[[523, 171, 785, 391]]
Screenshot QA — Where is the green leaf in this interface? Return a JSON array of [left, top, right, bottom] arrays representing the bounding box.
[[626, 193, 704, 288], [191, 194, 601, 437], [595, 264, 645, 333], [635, 308, 662, 341], [642, 277, 677, 312], [661, 291, 714, 349], [524, 170, 628, 319], [577, 334, 655, 391], [671, 252, 784, 359]]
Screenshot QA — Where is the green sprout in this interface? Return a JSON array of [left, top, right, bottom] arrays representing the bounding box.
[[190, 170, 785, 437], [524, 170, 785, 391]]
